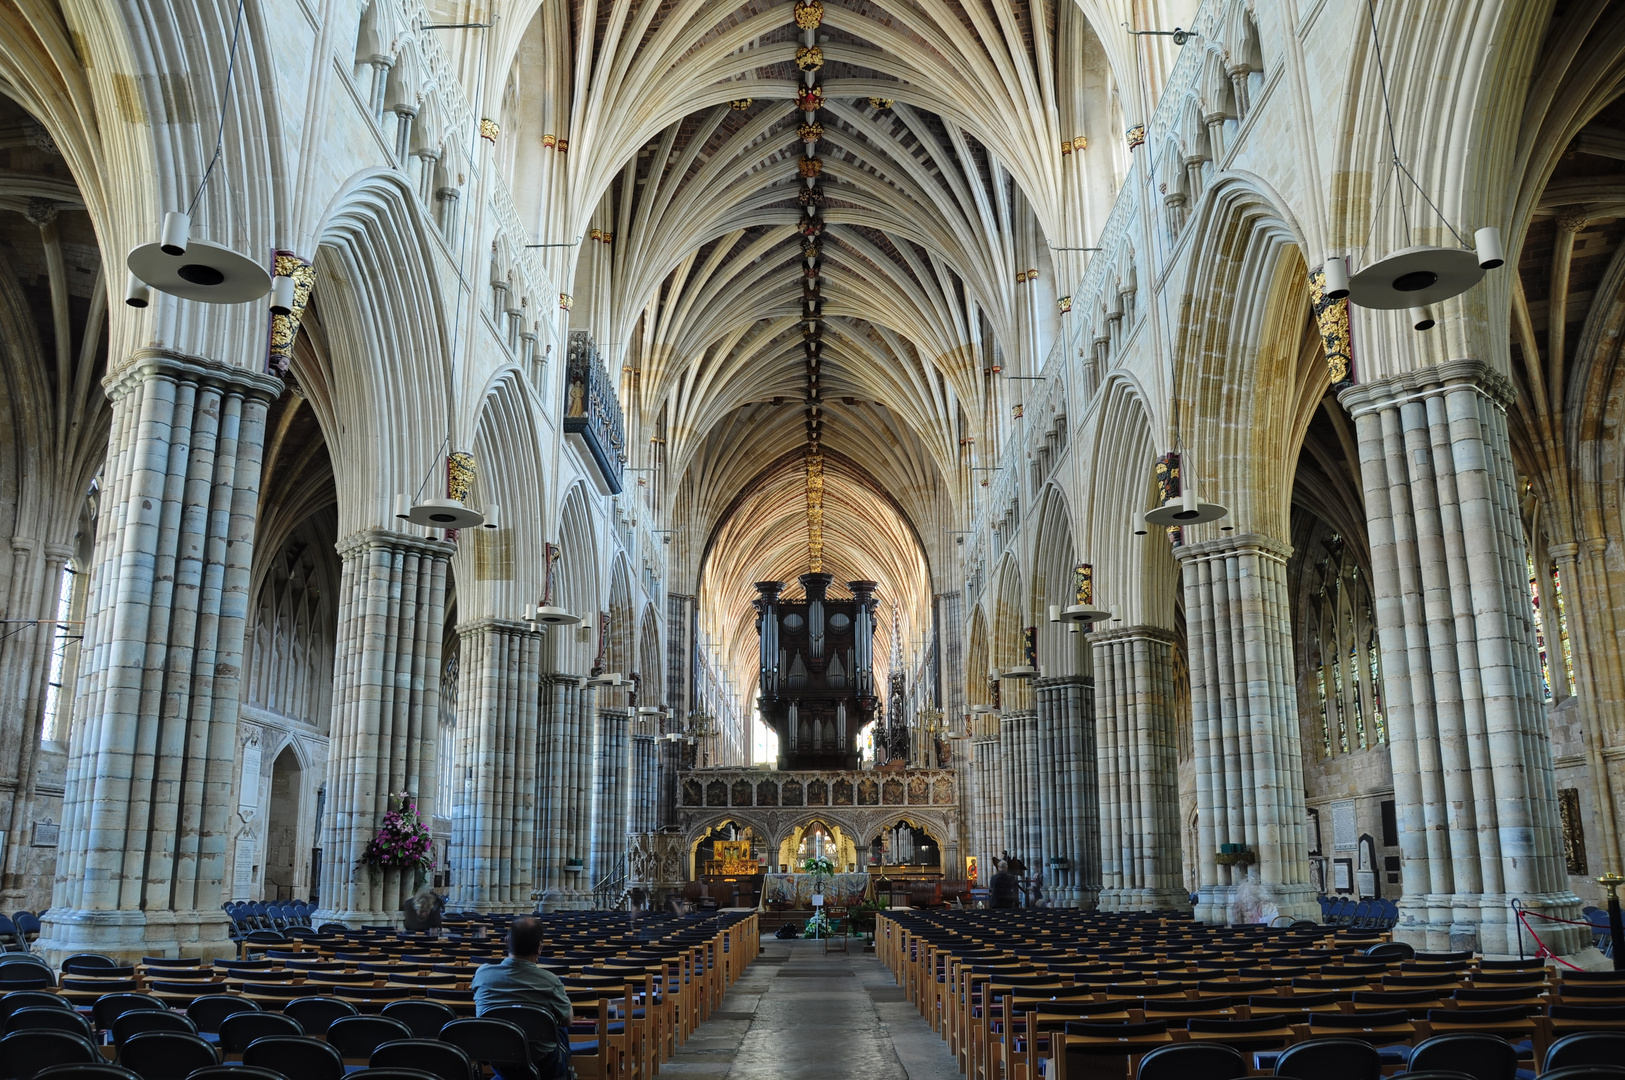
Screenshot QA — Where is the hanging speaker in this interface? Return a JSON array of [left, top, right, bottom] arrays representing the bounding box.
[[1323, 257, 1349, 299]]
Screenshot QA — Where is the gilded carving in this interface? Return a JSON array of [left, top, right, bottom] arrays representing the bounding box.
[[795, 46, 824, 71], [1308, 267, 1353, 389], [266, 251, 315, 377], [446, 451, 476, 503], [1558, 787, 1587, 875], [806, 452, 825, 572], [793, 0, 824, 29]]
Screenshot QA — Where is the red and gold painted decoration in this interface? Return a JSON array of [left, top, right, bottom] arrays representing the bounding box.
[[479, 118, 499, 142], [1154, 452, 1183, 546], [795, 45, 824, 70], [798, 157, 823, 178], [1073, 564, 1094, 606], [1126, 124, 1147, 150], [797, 86, 825, 112], [1058, 295, 1072, 313]]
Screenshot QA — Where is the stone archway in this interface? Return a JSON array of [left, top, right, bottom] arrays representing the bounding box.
[[264, 746, 304, 901]]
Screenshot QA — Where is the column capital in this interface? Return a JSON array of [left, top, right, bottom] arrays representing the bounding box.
[[455, 616, 537, 636], [336, 527, 457, 560], [104, 347, 285, 403], [1547, 542, 1581, 561], [1086, 624, 1177, 647], [1173, 531, 1292, 565], [1035, 675, 1093, 690], [1336, 358, 1516, 418]]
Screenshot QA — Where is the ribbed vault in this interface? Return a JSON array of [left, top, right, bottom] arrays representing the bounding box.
[[501, 0, 1132, 732]]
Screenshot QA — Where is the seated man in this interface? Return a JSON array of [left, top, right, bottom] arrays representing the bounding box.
[[472, 916, 573, 1079]]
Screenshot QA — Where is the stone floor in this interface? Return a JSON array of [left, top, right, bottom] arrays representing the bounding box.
[[660, 935, 961, 1080]]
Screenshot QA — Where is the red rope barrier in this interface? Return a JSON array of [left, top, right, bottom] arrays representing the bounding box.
[[1515, 907, 1585, 970], [1515, 908, 1602, 929]]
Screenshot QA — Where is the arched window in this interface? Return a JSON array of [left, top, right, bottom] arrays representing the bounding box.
[[40, 561, 80, 744], [1305, 534, 1384, 756], [1529, 554, 1576, 701]]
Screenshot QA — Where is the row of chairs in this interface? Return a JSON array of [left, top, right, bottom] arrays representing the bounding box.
[[878, 908, 1625, 1080], [222, 904, 317, 938], [0, 912, 45, 953], [1320, 897, 1401, 929], [0, 910, 760, 1080], [0, 988, 566, 1080]]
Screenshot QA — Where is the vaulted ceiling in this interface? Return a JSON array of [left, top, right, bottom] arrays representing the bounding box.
[[514, 0, 1135, 708]]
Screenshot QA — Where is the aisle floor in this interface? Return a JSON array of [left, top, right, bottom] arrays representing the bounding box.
[[660, 935, 960, 1080]]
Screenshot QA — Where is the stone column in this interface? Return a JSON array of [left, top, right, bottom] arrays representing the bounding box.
[[1340, 360, 1584, 955], [999, 711, 1040, 866], [630, 728, 658, 834], [39, 351, 281, 961], [1091, 626, 1188, 911], [314, 529, 453, 927], [536, 675, 594, 909], [590, 706, 631, 890], [447, 618, 540, 913], [969, 726, 1004, 870], [1178, 534, 1319, 923], [1035, 676, 1098, 908]]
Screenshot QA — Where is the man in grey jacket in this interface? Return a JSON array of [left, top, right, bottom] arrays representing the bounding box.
[[472, 916, 574, 1078]]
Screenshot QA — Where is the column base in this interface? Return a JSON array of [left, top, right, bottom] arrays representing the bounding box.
[[1098, 887, 1192, 913], [311, 908, 402, 930], [1195, 882, 1321, 926], [1393, 891, 1588, 957], [36, 907, 235, 965]]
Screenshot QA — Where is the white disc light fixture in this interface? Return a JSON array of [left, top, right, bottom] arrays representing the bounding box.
[[406, 498, 484, 529], [530, 605, 580, 626], [1143, 476, 1228, 529], [1345, 244, 1488, 310], [126, 211, 272, 306]]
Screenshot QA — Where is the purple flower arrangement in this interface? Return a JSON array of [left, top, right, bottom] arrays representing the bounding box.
[[360, 791, 436, 872]]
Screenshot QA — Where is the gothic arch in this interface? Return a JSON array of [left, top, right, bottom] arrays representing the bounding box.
[[307, 172, 457, 535], [1173, 175, 1324, 542], [459, 372, 550, 620], [1086, 376, 1176, 628]]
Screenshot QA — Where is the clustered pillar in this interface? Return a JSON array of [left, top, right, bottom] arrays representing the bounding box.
[[1339, 360, 1584, 954], [590, 706, 631, 891], [314, 528, 452, 926], [999, 710, 1041, 869], [1034, 676, 1099, 908], [1178, 534, 1318, 923], [536, 675, 594, 909], [1092, 626, 1188, 911], [40, 351, 280, 960], [448, 619, 540, 913], [969, 727, 1004, 873]]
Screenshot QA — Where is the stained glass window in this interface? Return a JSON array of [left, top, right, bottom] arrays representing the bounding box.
[[1529, 554, 1553, 702], [1550, 562, 1576, 697]]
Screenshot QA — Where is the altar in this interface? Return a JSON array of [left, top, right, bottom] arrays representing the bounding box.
[[761, 872, 871, 910]]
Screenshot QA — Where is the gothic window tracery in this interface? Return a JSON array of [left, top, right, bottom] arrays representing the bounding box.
[[1305, 535, 1384, 757], [247, 537, 335, 729]]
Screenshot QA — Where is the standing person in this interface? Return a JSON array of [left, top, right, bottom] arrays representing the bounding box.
[[402, 887, 443, 934], [990, 860, 1020, 909], [472, 915, 574, 1079]]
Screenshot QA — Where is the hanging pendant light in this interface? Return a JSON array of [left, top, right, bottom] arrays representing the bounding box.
[[127, 211, 273, 305], [1143, 470, 1228, 527]]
